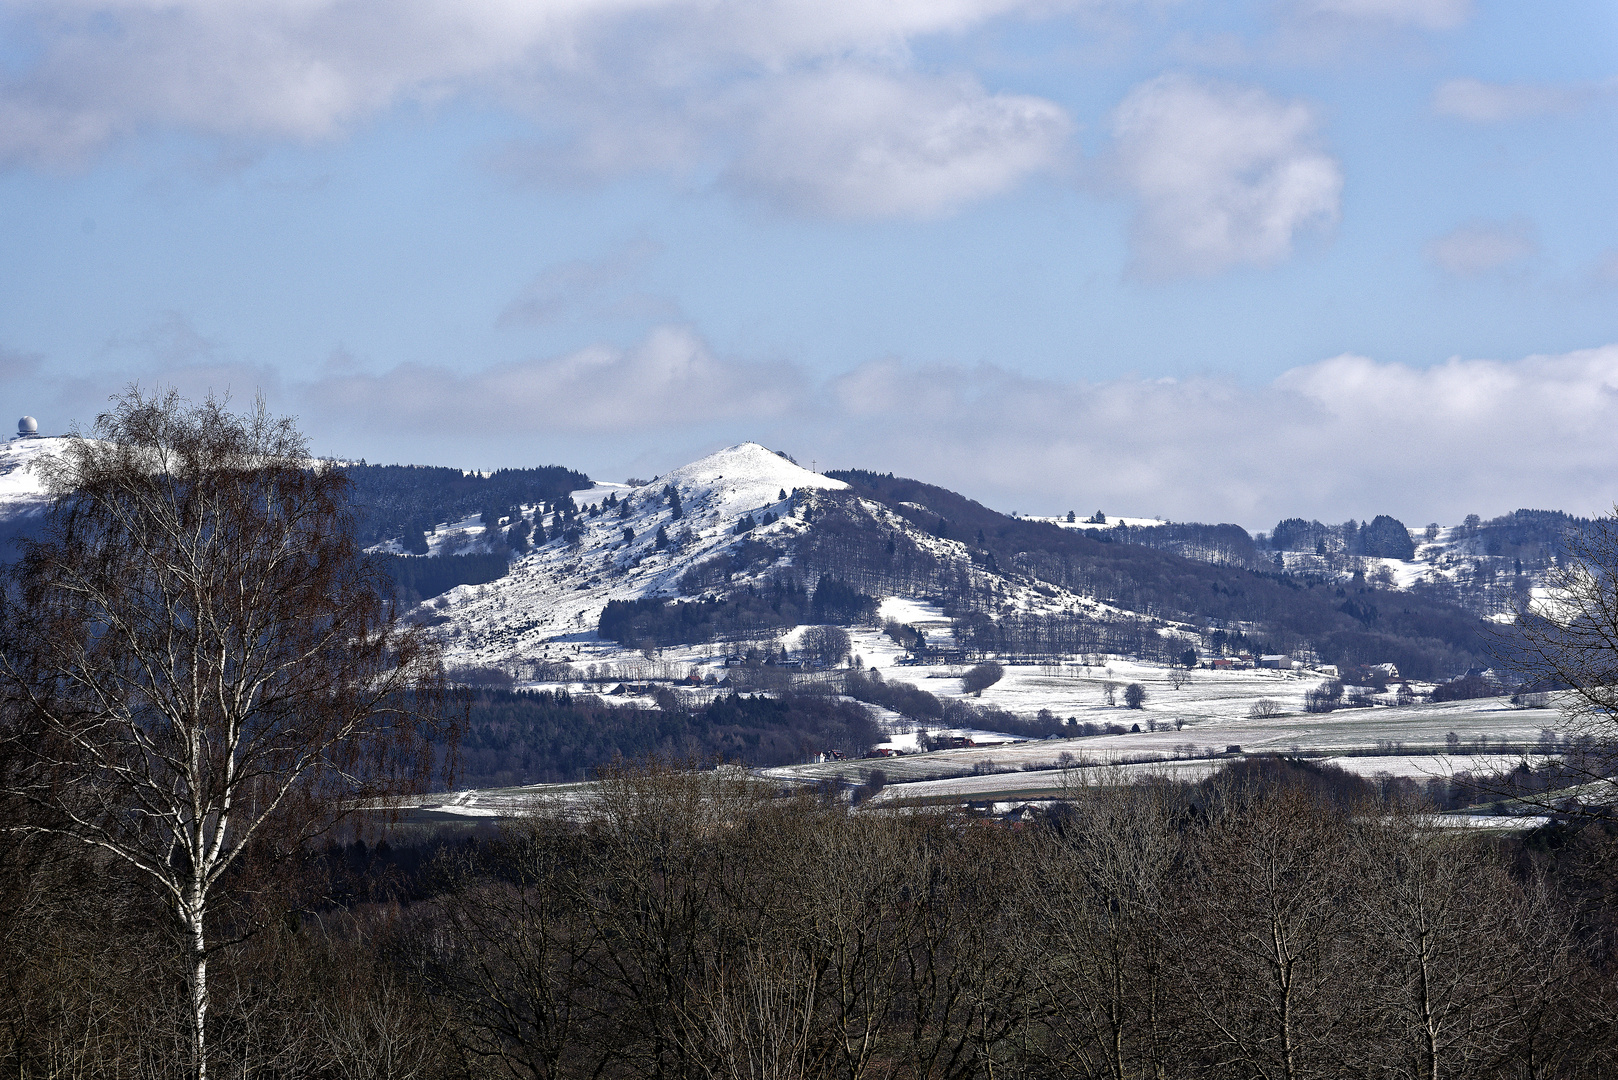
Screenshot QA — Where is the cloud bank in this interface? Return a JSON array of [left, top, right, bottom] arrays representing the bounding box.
[[46, 324, 1618, 531], [799, 345, 1618, 529]]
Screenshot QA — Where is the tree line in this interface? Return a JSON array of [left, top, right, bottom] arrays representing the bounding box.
[[599, 575, 878, 650], [5, 755, 1616, 1078], [451, 688, 881, 787], [345, 463, 589, 548]]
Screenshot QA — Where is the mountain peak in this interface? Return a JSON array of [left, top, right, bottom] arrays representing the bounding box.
[[649, 443, 845, 513]]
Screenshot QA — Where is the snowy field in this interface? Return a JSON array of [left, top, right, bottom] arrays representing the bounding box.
[[479, 591, 1566, 809], [756, 696, 1560, 789], [413, 647, 1567, 819], [849, 752, 1555, 806]]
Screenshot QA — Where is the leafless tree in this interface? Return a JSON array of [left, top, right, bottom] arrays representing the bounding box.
[[577, 758, 773, 1078], [800, 625, 852, 668], [313, 968, 452, 1080], [1016, 779, 1184, 1080], [1510, 512, 1618, 791], [1182, 782, 1357, 1080], [680, 949, 820, 1080], [897, 819, 1029, 1080], [780, 806, 926, 1080], [0, 389, 454, 1080], [431, 815, 606, 1080], [1345, 808, 1543, 1080]]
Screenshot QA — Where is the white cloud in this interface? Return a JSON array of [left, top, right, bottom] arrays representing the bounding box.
[[1297, 0, 1471, 30], [1424, 219, 1536, 276], [1109, 75, 1342, 277], [298, 325, 798, 436], [301, 335, 1618, 529], [725, 68, 1070, 219], [28, 325, 1618, 527], [1433, 77, 1597, 122], [0, 0, 1076, 216], [794, 345, 1618, 528]]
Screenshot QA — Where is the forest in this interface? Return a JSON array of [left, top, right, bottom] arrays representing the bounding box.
[[803, 478, 1499, 680], [446, 663, 1120, 787], [5, 756, 1617, 1079], [598, 575, 878, 650], [344, 463, 590, 547], [452, 687, 882, 787], [376, 552, 514, 606]]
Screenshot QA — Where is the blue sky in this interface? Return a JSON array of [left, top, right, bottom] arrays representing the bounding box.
[[1, 0, 1615, 529]]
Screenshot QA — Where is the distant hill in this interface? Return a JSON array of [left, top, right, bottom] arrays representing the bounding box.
[[0, 436, 1585, 683], [349, 443, 1508, 681]]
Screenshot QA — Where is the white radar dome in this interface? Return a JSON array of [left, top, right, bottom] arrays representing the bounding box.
[[17, 416, 37, 437]]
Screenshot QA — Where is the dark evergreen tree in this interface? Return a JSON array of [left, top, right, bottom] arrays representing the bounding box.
[[1359, 515, 1416, 560], [506, 517, 532, 551]]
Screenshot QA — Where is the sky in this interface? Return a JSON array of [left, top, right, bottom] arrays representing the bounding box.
[[1, 0, 1615, 531]]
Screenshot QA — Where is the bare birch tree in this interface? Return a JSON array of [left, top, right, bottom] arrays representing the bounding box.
[[0, 389, 453, 1080]]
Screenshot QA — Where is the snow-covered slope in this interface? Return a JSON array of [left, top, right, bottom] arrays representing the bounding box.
[[0, 436, 63, 506], [1270, 522, 1548, 615], [0, 437, 65, 550], [426, 444, 853, 664], [424, 442, 1132, 668]]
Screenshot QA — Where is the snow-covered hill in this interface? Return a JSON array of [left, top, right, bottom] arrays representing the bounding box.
[[1267, 519, 1558, 617], [425, 444, 845, 665], [422, 442, 1128, 668]]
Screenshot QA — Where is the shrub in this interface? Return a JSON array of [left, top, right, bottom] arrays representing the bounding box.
[[961, 661, 1005, 696]]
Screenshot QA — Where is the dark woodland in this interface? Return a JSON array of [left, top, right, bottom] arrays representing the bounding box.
[[4, 758, 1618, 1079]]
